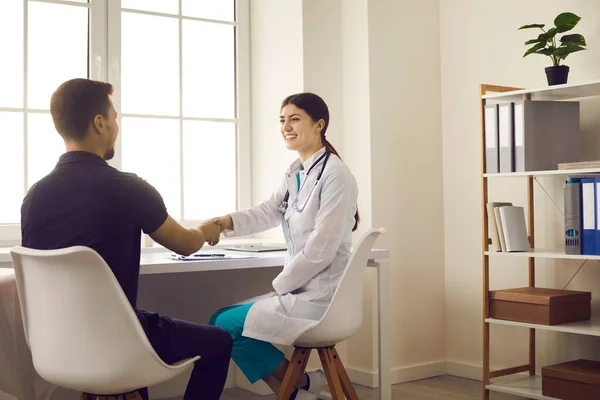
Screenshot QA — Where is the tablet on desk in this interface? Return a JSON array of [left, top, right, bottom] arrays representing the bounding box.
[[222, 243, 287, 252]]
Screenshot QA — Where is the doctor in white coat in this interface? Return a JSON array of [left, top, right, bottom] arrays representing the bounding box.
[[209, 92, 359, 400]]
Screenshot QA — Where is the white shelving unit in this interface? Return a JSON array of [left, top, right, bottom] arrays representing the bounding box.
[[480, 81, 600, 400], [485, 249, 600, 261], [483, 79, 600, 102], [486, 376, 557, 400], [484, 167, 600, 178], [486, 316, 600, 337]]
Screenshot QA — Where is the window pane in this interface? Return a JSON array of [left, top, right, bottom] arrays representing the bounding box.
[[0, 1, 23, 108], [0, 113, 24, 223], [183, 0, 235, 21], [182, 21, 235, 119], [183, 121, 236, 219], [27, 113, 65, 188], [121, 0, 178, 15], [121, 118, 181, 219], [28, 2, 88, 110], [121, 13, 179, 116]]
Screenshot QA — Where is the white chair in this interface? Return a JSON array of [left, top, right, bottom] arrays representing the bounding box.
[[10, 246, 199, 398], [277, 228, 386, 400]]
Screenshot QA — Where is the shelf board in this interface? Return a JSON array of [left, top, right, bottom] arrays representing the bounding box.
[[486, 315, 600, 337], [482, 79, 600, 102], [487, 376, 557, 399], [484, 167, 600, 178], [485, 248, 600, 261]]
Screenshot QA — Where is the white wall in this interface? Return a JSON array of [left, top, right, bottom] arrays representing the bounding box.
[[440, 0, 600, 379], [249, 0, 304, 243], [340, 0, 377, 377], [366, 0, 446, 380], [249, 0, 447, 386]]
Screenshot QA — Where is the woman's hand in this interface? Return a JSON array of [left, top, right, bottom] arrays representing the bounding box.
[[213, 214, 233, 233], [198, 220, 221, 246]]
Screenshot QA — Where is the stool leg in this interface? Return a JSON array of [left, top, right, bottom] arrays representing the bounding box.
[[318, 347, 345, 400], [278, 347, 312, 400], [330, 347, 359, 400]]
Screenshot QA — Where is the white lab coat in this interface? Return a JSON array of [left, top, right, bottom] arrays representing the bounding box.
[[226, 147, 358, 345]]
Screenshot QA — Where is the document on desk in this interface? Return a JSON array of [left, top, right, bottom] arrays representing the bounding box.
[[169, 253, 258, 261]]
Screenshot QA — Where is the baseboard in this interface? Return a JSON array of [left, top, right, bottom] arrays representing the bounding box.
[[445, 361, 483, 381], [346, 361, 447, 388]]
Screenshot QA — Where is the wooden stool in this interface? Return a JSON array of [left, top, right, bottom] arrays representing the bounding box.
[[80, 390, 144, 400], [277, 345, 359, 400]]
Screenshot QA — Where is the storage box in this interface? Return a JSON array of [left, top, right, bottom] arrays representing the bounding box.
[[489, 287, 590, 325], [513, 100, 580, 172], [542, 359, 600, 399]]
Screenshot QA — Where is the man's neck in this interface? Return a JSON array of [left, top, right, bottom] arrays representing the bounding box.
[[65, 141, 105, 159]]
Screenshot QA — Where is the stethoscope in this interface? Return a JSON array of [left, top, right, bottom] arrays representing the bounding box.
[[278, 149, 331, 215]]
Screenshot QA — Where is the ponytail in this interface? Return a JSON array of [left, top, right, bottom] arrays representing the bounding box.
[[323, 137, 360, 232]]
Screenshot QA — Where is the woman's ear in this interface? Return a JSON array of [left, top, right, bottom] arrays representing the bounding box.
[[316, 119, 325, 133]]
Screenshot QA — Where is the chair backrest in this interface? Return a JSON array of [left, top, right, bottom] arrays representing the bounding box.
[[302, 228, 385, 345], [10, 246, 180, 393]]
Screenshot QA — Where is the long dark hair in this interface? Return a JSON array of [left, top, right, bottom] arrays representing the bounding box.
[[281, 92, 360, 232]]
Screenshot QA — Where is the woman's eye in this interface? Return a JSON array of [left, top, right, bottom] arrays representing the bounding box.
[[292, 118, 300, 122]]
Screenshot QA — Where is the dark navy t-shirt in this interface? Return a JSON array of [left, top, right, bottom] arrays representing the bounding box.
[[21, 151, 168, 309]]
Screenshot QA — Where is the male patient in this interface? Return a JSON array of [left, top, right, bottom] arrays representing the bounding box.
[[20, 78, 231, 399]]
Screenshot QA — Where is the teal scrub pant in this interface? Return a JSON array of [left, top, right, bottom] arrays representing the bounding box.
[[209, 303, 285, 384]]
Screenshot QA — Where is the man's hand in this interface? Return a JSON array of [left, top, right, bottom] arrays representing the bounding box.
[[198, 220, 221, 246], [213, 214, 233, 233]]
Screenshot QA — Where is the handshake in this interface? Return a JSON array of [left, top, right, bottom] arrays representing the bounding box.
[[197, 214, 234, 246]]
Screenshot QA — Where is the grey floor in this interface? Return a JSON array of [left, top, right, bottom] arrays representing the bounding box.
[[170, 375, 526, 399]]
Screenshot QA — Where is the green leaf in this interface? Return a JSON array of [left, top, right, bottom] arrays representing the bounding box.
[[546, 27, 557, 40], [525, 38, 542, 45], [524, 42, 547, 57], [561, 33, 587, 46], [536, 47, 556, 56], [555, 44, 586, 60], [554, 12, 581, 33], [519, 23, 545, 30]]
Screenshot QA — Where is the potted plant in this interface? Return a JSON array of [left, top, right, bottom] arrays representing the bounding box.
[[519, 12, 587, 86]]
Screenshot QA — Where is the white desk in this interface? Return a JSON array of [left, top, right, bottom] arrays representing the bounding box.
[[140, 248, 392, 400], [0, 248, 391, 400]]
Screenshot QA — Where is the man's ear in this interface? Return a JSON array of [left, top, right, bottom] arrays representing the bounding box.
[[93, 114, 104, 133]]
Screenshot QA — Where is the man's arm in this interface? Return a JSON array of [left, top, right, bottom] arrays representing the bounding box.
[[150, 217, 221, 256], [117, 173, 221, 256]]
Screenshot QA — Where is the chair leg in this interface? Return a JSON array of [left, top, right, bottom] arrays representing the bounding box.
[[317, 347, 345, 400], [278, 347, 312, 400], [330, 347, 359, 400]]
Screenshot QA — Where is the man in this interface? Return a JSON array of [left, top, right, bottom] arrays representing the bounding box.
[[21, 78, 232, 399]]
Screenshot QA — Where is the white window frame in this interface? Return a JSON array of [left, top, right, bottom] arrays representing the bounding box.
[[0, 0, 251, 246]]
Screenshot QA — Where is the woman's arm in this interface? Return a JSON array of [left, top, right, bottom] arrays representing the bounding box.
[[217, 176, 287, 237], [272, 166, 357, 295]]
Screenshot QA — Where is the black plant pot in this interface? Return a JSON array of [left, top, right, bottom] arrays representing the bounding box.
[[545, 65, 570, 86]]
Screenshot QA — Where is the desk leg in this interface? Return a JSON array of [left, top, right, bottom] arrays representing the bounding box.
[[375, 260, 391, 400]]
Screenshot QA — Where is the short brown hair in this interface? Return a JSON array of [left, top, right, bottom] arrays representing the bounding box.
[[50, 78, 114, 141]]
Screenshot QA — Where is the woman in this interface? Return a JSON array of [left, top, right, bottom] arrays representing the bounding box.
[[210, 92, 359, 400]]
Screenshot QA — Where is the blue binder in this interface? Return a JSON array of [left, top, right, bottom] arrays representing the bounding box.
[[581, 177, 596, 255], [596, 178, 600, 255]]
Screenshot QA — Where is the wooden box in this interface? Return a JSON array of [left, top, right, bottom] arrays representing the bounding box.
[[542, 359, 600, 399], [489, 287, 590, 325]]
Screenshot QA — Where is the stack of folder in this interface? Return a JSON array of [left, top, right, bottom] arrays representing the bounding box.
[[487, 202, 530, 252], [564, 176, 600, 255], [484, 100, 580, 173]]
